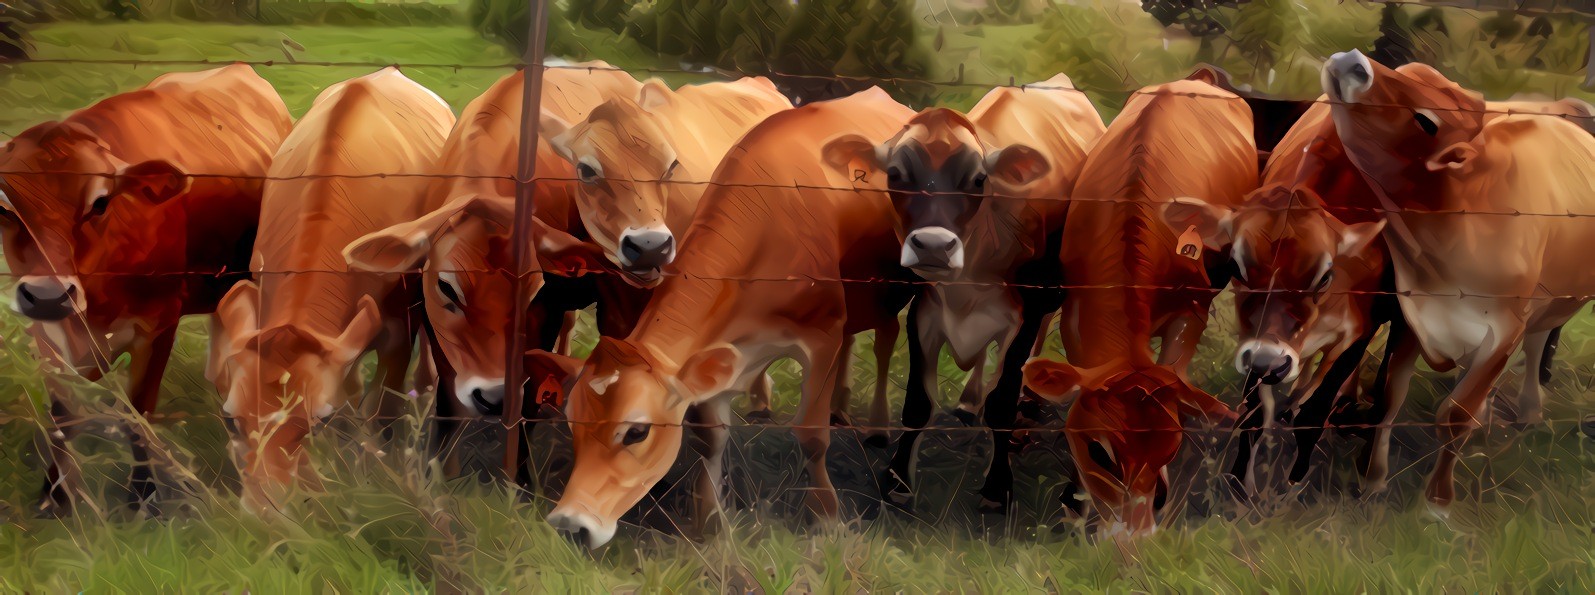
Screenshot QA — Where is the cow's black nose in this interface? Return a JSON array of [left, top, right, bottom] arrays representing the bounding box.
[[558, 526, 591, 548], [619, 230, 675, 270], [15, 279, 76, 321], [909, 232, 955, 253], [1243, 346, 1294, 385], [470, 384, 506, 415]]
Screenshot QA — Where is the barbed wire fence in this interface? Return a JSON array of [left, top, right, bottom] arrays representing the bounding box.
[[0, 0, 1591, 549]]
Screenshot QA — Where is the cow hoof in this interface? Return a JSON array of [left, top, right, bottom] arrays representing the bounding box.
[[950, 408, 979, 427], [744, 409, 774, 425]]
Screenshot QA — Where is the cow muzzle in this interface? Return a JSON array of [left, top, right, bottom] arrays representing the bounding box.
[[547, 507, 617, 549], [1323, 50, 1374, 104], [1236, 340, 1299, 385], [456, 378, 506, 415], [14, 275, 82, 321], [617, 227, 675, 282], [900, 227, 963, 275]]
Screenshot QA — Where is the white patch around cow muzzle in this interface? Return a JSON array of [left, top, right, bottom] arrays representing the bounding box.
[[900, 227, 964, 274]]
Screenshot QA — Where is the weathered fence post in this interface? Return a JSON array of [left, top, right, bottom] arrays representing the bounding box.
[[503, 0, 552, 483]]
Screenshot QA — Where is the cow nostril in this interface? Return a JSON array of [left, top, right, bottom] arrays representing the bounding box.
[[1239, 348, 1254, 366], [909, 234, 929, 250], [1274, 355, 1294, 377], [16, 284, 35, 305]]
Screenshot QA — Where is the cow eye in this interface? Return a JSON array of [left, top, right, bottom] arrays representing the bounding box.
[[622, 423, 650, 446], [1315, 269, 1334, 292], [1413, 110, 1439, 136], [576, 162, 600, 184], [88, 195, 111, 217], [437, 278, 464, 312]]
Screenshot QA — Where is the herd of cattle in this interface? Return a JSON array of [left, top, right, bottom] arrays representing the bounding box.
[[2, 51, 1594, 547]]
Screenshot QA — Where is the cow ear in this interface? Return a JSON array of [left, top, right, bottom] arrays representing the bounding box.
[[637, 79, 674, 111], [525, 349, 585, 410], [328, 295, 382, 364], [344, 219, 431, 273], [1185, 63, 1230, 88], [986, 144, 1050, 188], [1426, 141, 1478, 174], [535, 219, 608, 276], [1160, 197, 1235, 251], [821, 134, 884, 182], [1177, 385, 1236, 426], [1022, 358, 1084, 405], [1337, 220, 1386, 257], [674, 344, 741, 402], [209, 281, 260, 381], [539, 111, 574, 159], [114, 160, 190, 205]]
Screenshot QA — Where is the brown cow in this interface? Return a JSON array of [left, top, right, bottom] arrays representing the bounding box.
[[538, 76, 792, 284], [820, 74, 1105, 510], [343, 63, 641, 427], [0, 64, 291, 513], [209, 68, 454, 508], [1021, 78, 1254, 537], [1322, 50, 1595, 514], [534, 88, 917, 549]]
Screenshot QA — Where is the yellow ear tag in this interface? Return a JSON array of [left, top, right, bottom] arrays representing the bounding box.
[[536, 374, 563, 408], [1176, 225, 1203, 261]]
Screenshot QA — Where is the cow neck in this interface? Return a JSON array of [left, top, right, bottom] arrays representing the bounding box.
[[628, 274, 737, 370], [1061, 178, 1161, 369]]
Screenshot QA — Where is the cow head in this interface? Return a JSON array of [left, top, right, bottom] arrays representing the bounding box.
[[343, 194, 605, 416], [821, 108, 1051, 280], [208, 282, 383, 497], [1022, 358, 1233, 537], [1160, 187, 1384, 384], [541, 337, 740, 549], [0, 122, 191, 324], [540, 82, 684, 286], [1321, 51, 1487, 194]]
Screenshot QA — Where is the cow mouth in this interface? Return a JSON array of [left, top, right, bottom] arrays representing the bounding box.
[[622, 266, 662, 285]]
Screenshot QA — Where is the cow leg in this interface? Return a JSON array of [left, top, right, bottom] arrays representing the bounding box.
[[883, 299, 935, 510], [1538, 325, 1562, 386], [689, 395, 732, 538], [1156, 314, 1207, 380], [953, 351, 988, 426], [744, 372, 774, 423], [553, 311, 579, 356], [1427, 324, 1521, 514], [1226, 371, 1269, 501], [827, 335, 856, 427], [1286, 335, 1370, 486], [369, 318, 417, 444], [865, 320, 898, 447], [124, 327, 177, 512], [976, 303, 1047, 514], [1513, 329, 1552, 428], [37, 375, 89, 516], [795, 332, 846, 521], [1031, 311, 1056, 357], [1359, 322, 1419, 495]]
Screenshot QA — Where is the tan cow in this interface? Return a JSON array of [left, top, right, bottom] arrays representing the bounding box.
[[1322, 50, 1595, 514], [538, 76, 792, 284], [821, 74, 1105, 510], [0, 64, 291, 512], [210, 68, 455, 508], [342, 63, 641, 430], [1021, 77, 1254, 537], [533, 88, 917, 549]]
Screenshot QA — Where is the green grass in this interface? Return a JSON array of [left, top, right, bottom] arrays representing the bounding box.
[[0, 18, 1593, 592]]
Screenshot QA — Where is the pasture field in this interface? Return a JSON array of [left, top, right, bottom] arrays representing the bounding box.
[[1, 18, 1594, 592]]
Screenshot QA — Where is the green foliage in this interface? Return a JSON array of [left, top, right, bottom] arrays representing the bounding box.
[[1024, 2, 1190, 116], [564, 0, 631, 33], [470, 0, 586, 59]]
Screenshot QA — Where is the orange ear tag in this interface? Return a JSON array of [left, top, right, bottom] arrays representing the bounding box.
[[536, 374, 564, 408], [1176, 225, 1203, 261]]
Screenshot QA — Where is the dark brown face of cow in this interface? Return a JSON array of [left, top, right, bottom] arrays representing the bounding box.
[[882, 135, 987, 277], [1321, 51, 1486, 198]]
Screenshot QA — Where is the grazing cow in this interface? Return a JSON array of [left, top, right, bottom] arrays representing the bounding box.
[[820, 74, 1105, 510], [1167, 96, 1586, 497], [534, 88, 917, 549], [1020, 78, 1254, 536], [343, 64, 641, 432], [209, 68, 454, 508], [1321, 50, 1595, 513], [0, 65, 291, 513]]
